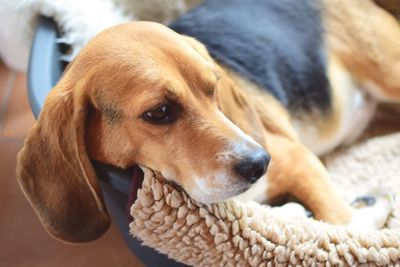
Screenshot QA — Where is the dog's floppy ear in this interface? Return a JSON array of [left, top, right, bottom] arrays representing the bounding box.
[[182, 35, 267, 145], [16, 80, 110, 243]]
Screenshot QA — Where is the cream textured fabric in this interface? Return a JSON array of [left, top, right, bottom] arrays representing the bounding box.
[[130, 107, 400, 266], [0, 0, 201, 71]]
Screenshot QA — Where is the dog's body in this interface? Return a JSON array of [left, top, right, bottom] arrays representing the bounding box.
[[17, 0, 400, 242], [172, 0, 331, 117], [170, 0, 400, 222], [170, 0, 397, 155]]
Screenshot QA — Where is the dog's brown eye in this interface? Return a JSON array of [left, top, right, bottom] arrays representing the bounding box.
[[142, 102, 180, 125]]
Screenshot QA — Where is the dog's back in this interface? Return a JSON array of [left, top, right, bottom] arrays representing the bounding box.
[[170, 0, 331, 113]]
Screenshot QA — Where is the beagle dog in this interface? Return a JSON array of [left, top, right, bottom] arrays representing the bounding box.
[[17, 0, 400, 243]]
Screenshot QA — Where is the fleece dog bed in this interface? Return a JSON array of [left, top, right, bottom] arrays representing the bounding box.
[[130, 127, 400, 266]]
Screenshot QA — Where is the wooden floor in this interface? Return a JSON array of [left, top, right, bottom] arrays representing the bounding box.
[[0, 62, 143, 267]]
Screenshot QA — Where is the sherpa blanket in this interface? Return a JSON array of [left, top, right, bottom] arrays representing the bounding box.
[[130, 106, 400, 266]]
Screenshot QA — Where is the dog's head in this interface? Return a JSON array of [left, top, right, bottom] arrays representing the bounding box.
[[17, 22, 269, 243]]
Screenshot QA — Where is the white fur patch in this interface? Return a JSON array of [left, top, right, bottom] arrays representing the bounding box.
[[349, 195, 394, 232], [271, 202, 308, 218], [233, 176, 268, 203], [191, 173, 250, 204]]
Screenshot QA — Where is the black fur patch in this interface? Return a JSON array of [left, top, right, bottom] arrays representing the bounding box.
[[170, 0, 332, 113]]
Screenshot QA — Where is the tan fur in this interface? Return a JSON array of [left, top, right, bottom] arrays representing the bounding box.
[[16, 78, 110, 243], [290, 0, 400, 155], [323, 0, 400, 101], [218, 72, 353, 224], [17, 1, 400, 242]]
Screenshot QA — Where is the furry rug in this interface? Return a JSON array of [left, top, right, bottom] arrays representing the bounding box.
[[130, 109, 400, 265]]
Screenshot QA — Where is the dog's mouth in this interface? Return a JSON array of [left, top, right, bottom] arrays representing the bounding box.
[[127, 166, 144, 223]]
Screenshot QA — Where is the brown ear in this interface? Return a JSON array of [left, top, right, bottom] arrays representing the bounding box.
[[16, 82, 110, 243], [181, 35, 268, 145]]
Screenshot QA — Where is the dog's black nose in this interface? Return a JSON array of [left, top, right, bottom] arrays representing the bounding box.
[[235, 151, 270, 183]]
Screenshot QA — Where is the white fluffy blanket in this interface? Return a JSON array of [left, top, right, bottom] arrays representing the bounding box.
[[0, 0, 200, 71]]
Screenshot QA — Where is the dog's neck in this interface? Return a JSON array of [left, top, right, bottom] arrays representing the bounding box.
[[216, 68, 298, 148]]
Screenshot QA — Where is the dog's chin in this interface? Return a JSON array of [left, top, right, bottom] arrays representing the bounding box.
[[189, 184, 253, 205]]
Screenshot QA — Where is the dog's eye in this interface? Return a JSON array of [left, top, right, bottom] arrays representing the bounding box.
[[142, 102, 180, 125]]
